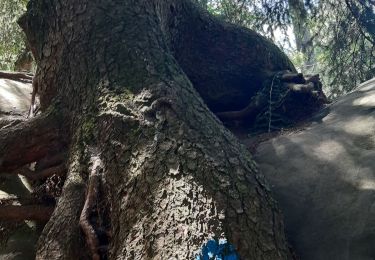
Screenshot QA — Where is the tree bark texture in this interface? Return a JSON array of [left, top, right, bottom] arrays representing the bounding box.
[[8, 0, 297, 259]]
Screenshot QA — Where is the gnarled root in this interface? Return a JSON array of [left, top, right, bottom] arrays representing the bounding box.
[[35, 145, 106, 260], [35, 146, 87, 260], [0, 109, 64, 173], [79, 153, 103, 260], [215, 72, 328, 122]]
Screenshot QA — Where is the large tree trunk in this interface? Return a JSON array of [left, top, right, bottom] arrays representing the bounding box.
[[0, 0, 296, 259]]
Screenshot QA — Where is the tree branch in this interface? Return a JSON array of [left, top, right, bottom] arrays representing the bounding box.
[[0, 205, 54, 222]]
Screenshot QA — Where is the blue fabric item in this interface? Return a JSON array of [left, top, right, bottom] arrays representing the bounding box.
[[196, 239, 239, 260]]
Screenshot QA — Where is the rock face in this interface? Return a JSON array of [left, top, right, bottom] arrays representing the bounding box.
[[0, 79, 31, 116], [255, 78, 375, 260]]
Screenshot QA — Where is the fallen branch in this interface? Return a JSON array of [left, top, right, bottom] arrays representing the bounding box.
[[0, 109, 64, 173], [0, 205, 54, 222], [0, 70, 33, 83]]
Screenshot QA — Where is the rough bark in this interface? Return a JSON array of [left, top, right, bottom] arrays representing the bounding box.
[[11, 0, 297, 259]]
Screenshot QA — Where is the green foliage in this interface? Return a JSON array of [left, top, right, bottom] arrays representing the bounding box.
[[310, 0, 375, 96], [197, 0, 375, 97], [0, 0, 28, 70]]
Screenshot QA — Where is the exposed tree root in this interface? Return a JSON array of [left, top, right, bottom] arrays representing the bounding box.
[[35, 147, 87, 260], [14, 164, 66, 181], [0, 70, 33, 83], [0, 109, 64, 173], [79, 153, 103, 260], [216, 92, 267, 121], [0, 205, 53, 222], [215, 72, 327, 122]]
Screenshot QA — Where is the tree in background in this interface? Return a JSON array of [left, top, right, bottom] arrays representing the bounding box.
[[312, 0, 375, 96]]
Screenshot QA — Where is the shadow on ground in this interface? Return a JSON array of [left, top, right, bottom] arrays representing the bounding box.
[[254, 79, 375, 260]]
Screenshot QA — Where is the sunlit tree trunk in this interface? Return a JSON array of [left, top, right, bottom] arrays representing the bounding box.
[[0, 0, 297, 258]]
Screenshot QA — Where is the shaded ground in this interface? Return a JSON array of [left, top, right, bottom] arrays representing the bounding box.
[[254, 78, 375, 260]]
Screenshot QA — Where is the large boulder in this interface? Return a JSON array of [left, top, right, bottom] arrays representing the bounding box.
[[0, 79, 31, 116], [254, 78, 375, 259]]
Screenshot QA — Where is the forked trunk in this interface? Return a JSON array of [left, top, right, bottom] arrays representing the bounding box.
[[14, 0, 295, 259]]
